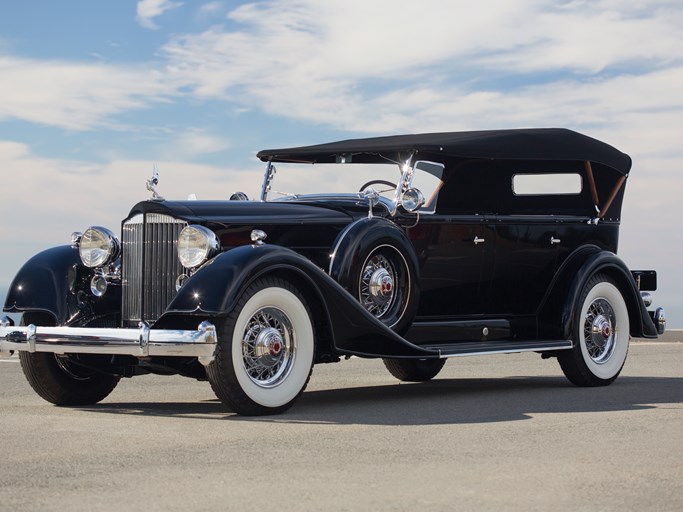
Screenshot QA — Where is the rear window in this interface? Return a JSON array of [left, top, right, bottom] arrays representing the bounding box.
[[512, 173, 582, 195]]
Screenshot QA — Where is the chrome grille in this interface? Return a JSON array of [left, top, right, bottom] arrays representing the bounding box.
[[122, 213, 187, 326]]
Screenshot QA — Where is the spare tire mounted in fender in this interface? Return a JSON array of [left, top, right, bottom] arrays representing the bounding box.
[[329, 218, 419, 335]]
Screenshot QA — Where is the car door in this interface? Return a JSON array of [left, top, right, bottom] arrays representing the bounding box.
[[486, 216, 560, 315], [409, 214, 495, 317]]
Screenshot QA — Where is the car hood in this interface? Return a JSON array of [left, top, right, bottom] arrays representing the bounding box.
[[124, 199, 356, 226]]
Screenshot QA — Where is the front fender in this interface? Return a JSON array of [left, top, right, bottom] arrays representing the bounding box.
[[4, 245, 85, 325], [165, 244, 291, 316], [163, 244, 433, 358]]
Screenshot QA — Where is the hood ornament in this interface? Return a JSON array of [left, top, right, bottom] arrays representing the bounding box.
[[146, 164, 164, 201]]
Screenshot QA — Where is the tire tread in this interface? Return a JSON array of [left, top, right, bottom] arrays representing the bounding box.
[[382, 358, 446, 382], [207, 276, 314, 415], [558, 273, 628, 387]]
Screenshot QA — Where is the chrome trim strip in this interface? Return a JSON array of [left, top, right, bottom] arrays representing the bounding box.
[[655, 307, 666, 335], [431, 341, 573, 359], [260, 161, 275, 201], [0, 319, 217, 366]]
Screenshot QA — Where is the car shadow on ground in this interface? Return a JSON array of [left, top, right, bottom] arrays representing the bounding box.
[[79, 375, 683, 425]]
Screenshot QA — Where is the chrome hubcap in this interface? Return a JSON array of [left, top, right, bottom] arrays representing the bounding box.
[[584, 298, 616, 364], [242, 307, 294, 388], [254, 327, 284, 365], [360, 253, 396, 318], [369, 268, 394, 302]]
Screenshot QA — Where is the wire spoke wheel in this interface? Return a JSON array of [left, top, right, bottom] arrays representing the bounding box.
[[241, 307, 295, 388], [583, 298, 617, 364], [355, 244, 413, 331], [559, 274, 630, 387], [208, 277, 314, 415], [360, 253, 396, 319]]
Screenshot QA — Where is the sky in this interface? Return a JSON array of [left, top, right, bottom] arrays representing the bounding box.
[[0, 0, 681, 327]]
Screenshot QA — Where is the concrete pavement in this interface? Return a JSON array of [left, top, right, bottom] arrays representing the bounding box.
[[1, 342, 682, 511]]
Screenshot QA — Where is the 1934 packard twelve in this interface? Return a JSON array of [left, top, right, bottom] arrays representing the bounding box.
[[0, 129, 666, 415]]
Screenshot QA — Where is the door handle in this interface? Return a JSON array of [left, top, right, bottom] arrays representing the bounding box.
[[550, 237, 561, 245], [473, 236, 485, 245]]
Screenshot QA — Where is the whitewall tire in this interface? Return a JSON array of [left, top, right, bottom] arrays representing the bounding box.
[[208, 277, 314, 415], [559, 274, 630, 386]]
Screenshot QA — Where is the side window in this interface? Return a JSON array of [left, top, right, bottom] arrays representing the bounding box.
[[512, 173, 582, 195]]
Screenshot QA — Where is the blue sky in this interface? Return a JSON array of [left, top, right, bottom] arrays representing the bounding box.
[[1, 0, 682, 326]]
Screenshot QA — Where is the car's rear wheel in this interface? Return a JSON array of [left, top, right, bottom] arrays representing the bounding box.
[[18, 314, 120, 406], [558, 274, 630, 386], [382, 358, 446, 382], [207, 277, 314, 415]]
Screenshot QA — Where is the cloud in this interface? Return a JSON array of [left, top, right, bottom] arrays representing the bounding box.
[[0, 56, 175, 130], [1, 0, 682, 319], [196, 1, 224, 20], [3, 1, 680, 136], [136, 0, 183, 30], [0, 140, 258, 254], [174, 128, 230, 155], [159, 0, 683, 131]]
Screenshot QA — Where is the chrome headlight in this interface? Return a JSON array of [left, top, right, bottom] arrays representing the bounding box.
[[401, 188, 425, 212], [177, 225, 219, 268], [79, 227, 120, 268]]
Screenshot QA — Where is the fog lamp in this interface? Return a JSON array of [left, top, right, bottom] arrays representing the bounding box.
[[90, 275, 108, 297]]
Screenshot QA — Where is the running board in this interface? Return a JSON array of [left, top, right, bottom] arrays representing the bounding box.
[[420, 339, 573, 358]]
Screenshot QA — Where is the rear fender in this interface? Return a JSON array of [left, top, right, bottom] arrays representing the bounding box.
[[540, 246, 657, 340]]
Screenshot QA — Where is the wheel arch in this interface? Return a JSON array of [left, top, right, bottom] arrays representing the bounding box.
[[540, 247, 658, 341], [329, 217, 419, 286], [254, 266, 336, 363]]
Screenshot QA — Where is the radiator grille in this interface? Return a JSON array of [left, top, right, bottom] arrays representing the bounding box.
[[122, 213, 187, 326]]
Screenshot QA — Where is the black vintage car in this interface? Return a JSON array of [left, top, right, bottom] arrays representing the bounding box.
[[1, 129, 666, 415]]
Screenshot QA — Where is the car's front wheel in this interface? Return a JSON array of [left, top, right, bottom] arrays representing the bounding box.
[[207, 277, 315, 415], [19, 314, 120, 406], [558, 274, 630, 386]]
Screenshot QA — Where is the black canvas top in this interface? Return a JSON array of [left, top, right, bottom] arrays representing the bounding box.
[[257, 128, 632, 175]]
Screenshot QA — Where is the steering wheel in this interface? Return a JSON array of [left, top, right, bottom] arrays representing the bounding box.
[[358, 180, 397, 192]]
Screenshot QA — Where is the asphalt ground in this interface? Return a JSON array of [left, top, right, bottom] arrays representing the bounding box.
[[1, 341, 681, 512]]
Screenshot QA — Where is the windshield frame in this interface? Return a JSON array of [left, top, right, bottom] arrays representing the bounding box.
[[259, 159, 444, 216]]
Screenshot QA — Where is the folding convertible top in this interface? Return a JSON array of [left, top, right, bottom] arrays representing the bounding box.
[[257, 128, 632, 175]]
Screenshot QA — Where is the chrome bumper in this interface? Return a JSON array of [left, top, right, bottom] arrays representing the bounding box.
[[0, 316, 217, 366]]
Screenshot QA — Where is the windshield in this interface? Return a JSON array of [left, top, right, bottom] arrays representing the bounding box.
[[264, 163, 398, 198], [262, 162, 444, 214]]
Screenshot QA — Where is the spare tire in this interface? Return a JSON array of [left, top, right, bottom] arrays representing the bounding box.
[[329, 218, 419, 335]]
